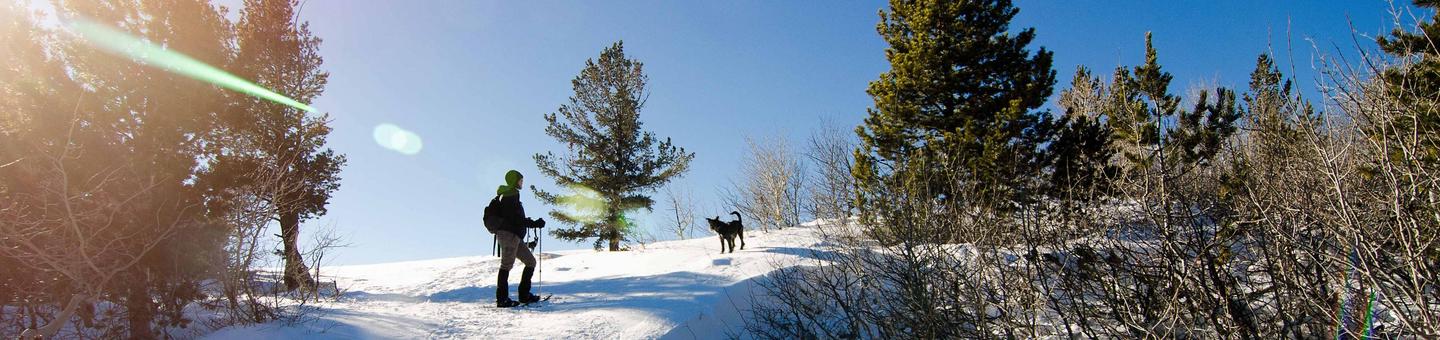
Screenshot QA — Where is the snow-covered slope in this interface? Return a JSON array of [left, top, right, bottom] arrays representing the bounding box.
[[204, 225, 824, 339]]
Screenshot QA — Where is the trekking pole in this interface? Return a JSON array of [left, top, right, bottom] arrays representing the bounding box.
[[530, 230, 541, 294]]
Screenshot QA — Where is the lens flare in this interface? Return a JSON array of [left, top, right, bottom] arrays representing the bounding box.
[[66, 17, 317, 113], [372, 123, 423, 155], [555, 184, 606, 223], [552, 184, 647, 231]]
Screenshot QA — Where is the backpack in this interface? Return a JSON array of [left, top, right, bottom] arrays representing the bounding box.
[[482, 195, 504, 234]]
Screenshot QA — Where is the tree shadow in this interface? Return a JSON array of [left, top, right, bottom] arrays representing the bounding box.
[[426, 286, 490, 303], [342, 291, 427, 303], [204, 305, 438, 340], [422, 271, 736, 321], [754, 246, 838, 261]]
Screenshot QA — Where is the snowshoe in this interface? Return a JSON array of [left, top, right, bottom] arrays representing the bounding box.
[[497, 298, 521, 308], [520, 294, 553, 307]]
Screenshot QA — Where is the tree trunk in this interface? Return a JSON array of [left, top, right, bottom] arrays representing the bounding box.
[[607, 208, 622, 251], [125, 282, 153, 339], [280, 209, 314, 291], [608, 228, 620, 251], [20, 293, 89, 339]]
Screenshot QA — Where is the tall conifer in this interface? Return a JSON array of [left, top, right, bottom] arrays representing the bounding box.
[[854, 0, 1056, 239], [535, 42, 694, 251]]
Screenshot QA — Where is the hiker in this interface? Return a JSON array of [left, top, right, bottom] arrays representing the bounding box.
[[492, 170, 545, 308]]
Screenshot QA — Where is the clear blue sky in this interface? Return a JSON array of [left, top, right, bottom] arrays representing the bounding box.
[[276, 1, 1421, 265]]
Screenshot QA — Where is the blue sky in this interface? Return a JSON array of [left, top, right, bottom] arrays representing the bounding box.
[[270, 1, 1422, 265]]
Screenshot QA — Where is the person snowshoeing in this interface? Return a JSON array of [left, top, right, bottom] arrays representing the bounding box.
[[493, 170, 545, 308]]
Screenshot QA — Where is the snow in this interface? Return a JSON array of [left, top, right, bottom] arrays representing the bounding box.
[[204, 225, 825, 339]]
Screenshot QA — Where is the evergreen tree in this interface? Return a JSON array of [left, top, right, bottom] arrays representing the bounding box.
[[534, 41, 694, 251], [1373, 0, 1440, 266], [1376, 0, 1440, 165], [854, 0, 1057, 222], [1238, 54, 1315, 162], [1050, 66, 1119, 200], [1104, 33, 1239, 172], [207, 0, 345, 292], [1, 0, 236, 335], [1106, 33, 1176, 170], [1046, 35, 1240, 205]]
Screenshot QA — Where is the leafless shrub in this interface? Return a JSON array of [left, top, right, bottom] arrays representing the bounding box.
[[803, 120, 857, 224], [723, 134, 808, 232], [662, 183, 700, 240], [750, 12, 1440, 337], [0, 120, 195, 339], [201, 151, 349, 331]]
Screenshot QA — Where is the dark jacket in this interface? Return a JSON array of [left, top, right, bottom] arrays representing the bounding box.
[[497, 193, 539, 238]]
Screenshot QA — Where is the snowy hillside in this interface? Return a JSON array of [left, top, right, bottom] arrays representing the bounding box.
[[204, 225, 825, 339]]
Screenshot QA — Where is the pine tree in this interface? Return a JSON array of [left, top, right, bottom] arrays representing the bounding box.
[[207, 0, 344, 291], [854, 0, 1057, 220], [1, 1, 237, 335], [1238, 54, 1314, 162], [1373, 0, 1440, 263], [1050, 66, 1119, 201], [1104, 33, 1238, 172], [534, 41, 694, 251], [1376, 0, 1440, 165], [1107, 33, 1176, 170]]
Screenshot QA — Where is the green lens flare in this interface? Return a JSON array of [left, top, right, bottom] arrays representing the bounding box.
[[67, 18, 317, 113], [555, 184, 643, 227], [557, 184, 607, 223]]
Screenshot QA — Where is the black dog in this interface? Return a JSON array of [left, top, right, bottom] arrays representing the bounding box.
[[705, 211, 745, 253]]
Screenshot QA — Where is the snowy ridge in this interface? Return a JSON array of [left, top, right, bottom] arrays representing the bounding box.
[[205, 226, 824, 339]]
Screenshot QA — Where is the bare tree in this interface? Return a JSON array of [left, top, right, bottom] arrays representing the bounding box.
[[203, 141, 348, 328], [662, 183, 699, 240], [302, 222, 350, 300], [209, 152, 297, 325], [724, 134, 808, 232], [0, 122, 194, 339], [804, 120, 857, 223]]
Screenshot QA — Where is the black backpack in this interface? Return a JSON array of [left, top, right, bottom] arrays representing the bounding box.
[[482, 195, 504, 234]]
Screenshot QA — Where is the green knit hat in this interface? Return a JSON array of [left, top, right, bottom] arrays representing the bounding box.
[[496, 170, 523, 196]]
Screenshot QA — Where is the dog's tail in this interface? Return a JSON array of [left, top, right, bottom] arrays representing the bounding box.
[[730, 211, 741, 222]]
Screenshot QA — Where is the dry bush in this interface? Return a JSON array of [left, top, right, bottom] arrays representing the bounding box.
[[804, 121, 858, 223], [662, 183, 700, 240], [0, 121, 198, 338], [723, 134, 808, 232], [750, 18, 1440, 338]]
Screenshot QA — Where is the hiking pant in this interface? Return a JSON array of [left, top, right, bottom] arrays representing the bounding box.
[[496, 230, 535, 271]]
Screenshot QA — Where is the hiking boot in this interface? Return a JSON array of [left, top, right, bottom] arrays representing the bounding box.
[[496, 298, 520, 308], [518, 267, 535, 300], [496, 269, 512, 306], [519, 293, 541, 304]]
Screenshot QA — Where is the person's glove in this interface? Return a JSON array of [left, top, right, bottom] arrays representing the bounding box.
[[533, 218, 546, 229]]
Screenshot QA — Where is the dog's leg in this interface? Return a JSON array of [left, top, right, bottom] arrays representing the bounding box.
[[719, 236, 725, 254], [739, 229, 745, 250]]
